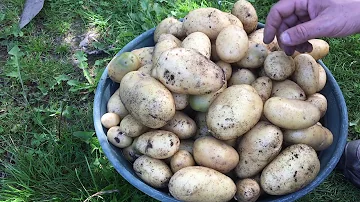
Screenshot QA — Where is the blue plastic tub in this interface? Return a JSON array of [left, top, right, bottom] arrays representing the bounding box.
[[93, 23, 348, 201]]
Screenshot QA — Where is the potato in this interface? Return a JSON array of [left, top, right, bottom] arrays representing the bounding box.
[[194, 136, 239, 173], [120, 71, 175, 128], [189, 80, 227, 112], [216, 61, 232, 81], [216, 25, 249, 63], [158, 33, 182, 47], [207, 85, 263, 140], [108, 52, 141, 83], [317, 63, 327, 92], [119, 114, 149, 138], [248, 28, 279, 51], [181, 32, 211, 59], [107, 87, 129, 118], [154, 17, 179, 42], [122, 138, 142, 162], [179, 139, 194, 154], [161, 111, 197, 139], [170, 150, 195, 173], [264, 97, 321, 130], [194, 112, 211, 139], [152, 39, 178, 64], [261, 144, 320, 195], [323, 127, 334, 150], [235, 121, 283, 178], [264, 51, 295, 81], [168, 21, 186, 39], [224, 12, 244, 28], [211, 42, 221, 62], [133, 155, 172, 188], [235, 179, 261, 202], [271, 80, 307, 100], [306, 93, 327, 117], [308, 39, 330, 60], [172, 92, 189, 110], [222, 138, 238, 148], [169, 166, 237, 202], [292, 54, 319, 95], [237, 41, 268, 68], [283, 124, 333, 151], [231, 0, 258, 34], [251, 76, 273, 103], [229, 68, 257, 86], [101, 112, 121, 128], [137, 64, 153, 75], [131, 47, 154, 66], [135, 130, 180, 159], [183, 8, 231, 40], [107, 126, 133, 148], [153, 48, 225, 95]]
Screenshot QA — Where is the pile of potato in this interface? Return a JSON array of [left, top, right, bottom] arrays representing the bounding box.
[[100, 0, 332, 201]]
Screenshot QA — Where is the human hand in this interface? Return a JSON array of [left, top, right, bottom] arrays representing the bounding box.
[[264, 0, 360, 55]]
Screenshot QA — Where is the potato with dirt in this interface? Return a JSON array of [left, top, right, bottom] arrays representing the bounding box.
[[152, 39, 179, 64], [158, 34, 182, 46], [119, 114, 149, 138], [154, 17, 179, 42], [306, 93, 328, 117], [101, 112, 121, 128], [216, 61, 233, 81], [251, 76, 273, 103], [107, 126, 133, 148], [229, 68, 257, 86], [108, 52, 141, 83], [172, 92, 189, 110], [248, 28, 279, 51], [231, 0, 258, 34], [271, 80, 307, 100], [122, 138, 142, 163], [292, 54, 319, 95], [237, 41, 268, 69], [235, 179, 261, 202], [131, 47, 154, 66], [107, 88, 129, 118], [264, 51, 295, 81], [181, 32, 211, 59], [170, 150, 195, 173], [161, 111, 197, 139], [224, 12, 244, 28]]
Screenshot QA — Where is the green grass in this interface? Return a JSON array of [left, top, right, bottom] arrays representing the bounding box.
[[1, 0, 360, 201]]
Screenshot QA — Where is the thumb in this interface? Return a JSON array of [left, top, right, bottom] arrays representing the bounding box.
[[279, 18, 324, 46]]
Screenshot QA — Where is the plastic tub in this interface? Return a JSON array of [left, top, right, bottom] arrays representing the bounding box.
[[93, 23, 348, 202]]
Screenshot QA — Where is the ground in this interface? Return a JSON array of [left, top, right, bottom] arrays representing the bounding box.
[[1, 0, 360, 201]]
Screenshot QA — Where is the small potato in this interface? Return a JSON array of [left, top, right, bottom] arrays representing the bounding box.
[[135, 130, 180, 159], [133, 155, 173, 188], [216, 25, 249, 63], [292, 54, 319, 95], [152, 39, 178, 64], [107, 88, 129, 118], [251, 76, 273, 103], [194, 136, 239, 173], [107, 126, 133, 148], [131, 47, 154, 66], [317, 63, 327, 92], [170, 150, 195, 173], [119, 114, 149, 138], [237, 41, 268, 68], [172, 93, 189, 110], [101, 112, 121, 128], [235, 179, 261, 202], [161, 111, 197, 139], [181, 32, 211, 59], [169, 166, 237, 202], [264, 97, 321, 130], [154, 17, 179, 42], [264, 51, 295, 81], [216, 61, 232, 81], [108, 52, 141, 83], [323, 127, 334, 150], [137, 64, 153, 75], [194, 112, 211, 139], [283, 124, 333, 151], [271, 80, 307, 100], [168, 21, 186, 39], [231, 0, 258, 34], [183, 8, 231, 40], [248, 28, 279, 51], [224, 12, 244, 28], [229, 68, 257, 86], [261, 144, 320, 195], [306, 93, 328, 117], [122, 138, 142, 162], [308, 39, 330, 60], [158, 34, 182, 46], [211, 42, 221, 62], [189, 81, 227, 112]]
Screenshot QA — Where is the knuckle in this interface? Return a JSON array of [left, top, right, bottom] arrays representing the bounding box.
[[295, 25, 309, 40]]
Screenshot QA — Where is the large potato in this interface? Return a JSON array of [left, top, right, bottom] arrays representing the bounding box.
[[119, 114, 149, 138], [152, 39, 178, 64], [154, 17, 179, 42], [264, 51, 295, 81], [251, 76, 273, 103], [207, 85, 263, 140], [283, 124, 334, 151], [169, 166, 237, 202], [161, 111, 197, 139], [231, 0, 258, 34], [292, 54, 319, 95], [248, 28, 279, 51], [170, 150, 195, 173], [181, 32, 211, 59], [264, 97, 321, 130], [107, 87, 129, 118], [237, 41, 268, 68], [153, 48, 225, 95], [131, 47, 154, 66], [216, 25, 249, 63], [235, 121, 283, 178], [120, 71, 175, 128], [216, 61, 232, 81], [235, 179, 261, 202], [317, 63, 327, 92], [261, 144, 320, 195], [172, 92, 189, 110], [107, 126, 133, 148], [193, 136, 239, 173], [135, 130, 180, 159], [306, 93, 328, 117], [108, 52, 141, 83], [183, 8, 231, 40], [133, 155, 173, 188], [271, 80, 307, 100], [229, 68, 257, 86]]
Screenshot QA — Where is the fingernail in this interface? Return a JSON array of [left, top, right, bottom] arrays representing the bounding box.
[[280, 32, 291, 45]]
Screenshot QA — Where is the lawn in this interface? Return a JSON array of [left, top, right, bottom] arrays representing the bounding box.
[[1, 0, 360, 201]]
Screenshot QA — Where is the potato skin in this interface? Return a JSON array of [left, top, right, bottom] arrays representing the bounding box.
[[161, 111, 197, 139], [308, 39, 330, 60], [292, 54, 319, 95], [122, 138, 142, 163], [137, 64, 153, 75], [168, 21, 186, 39], [154, 17, 179, 42], [237, 41, 268, 69], [235, 121, 283, 178], [108, 52, 141, 83], [133, 155, 173, 188], [107, 126, 133, 148], [131, 47, 154, 66], [271, 80, 307, 100], [172, 93, 189, 110], [264, 97, 321, 130], [251, 76, 272, 103], [169, 166, 236, 202], [120, 71, 175, 128], [170, 150, 195, 173], [107, 88, 129, 118], [153, 48, 225, 95], [183, 8, 231, 40], [229, 68, 257, 86], [152, 39, 178, 64], [207, 85, 263, 140], [119, 114, 149, 138], [193, 136, 239, 173], [216, 61, 232, 81], [235, 179, 261, 202], [181, 32, 211, 59], [189, 81, 227, 112], [264, 51, 295, 81], [317, 63, 327, 92], [231, 0, 258, 34], [101, 112, 121, 128], [224, 12, 244, 28], [261, 144, 320, 195], [158, 34, 182, 46], [248, 28, 278, 51], [306, 93, 328, 117]]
